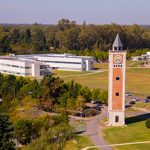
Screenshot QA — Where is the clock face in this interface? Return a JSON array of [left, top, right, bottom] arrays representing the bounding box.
[[114, 55, 123, 64]]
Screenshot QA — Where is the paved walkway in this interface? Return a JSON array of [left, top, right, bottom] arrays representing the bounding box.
[[81, 140, 150, 150], [85, 106, 112, 150], [59, 70, 108, 78]]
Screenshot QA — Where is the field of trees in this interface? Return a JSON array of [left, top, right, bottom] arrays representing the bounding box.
[[0, 19, 150, 60], [0, 74, 107, 149]]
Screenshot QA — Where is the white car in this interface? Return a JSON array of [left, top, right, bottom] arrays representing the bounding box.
[[132, 97, 139, 102], [125, 93, 132, 97]]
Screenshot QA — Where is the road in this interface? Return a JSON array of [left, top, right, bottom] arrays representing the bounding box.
[[84, 105, 150, 150], [85, 106, 113, 150]]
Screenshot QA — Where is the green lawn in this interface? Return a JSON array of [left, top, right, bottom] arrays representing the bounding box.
[[94, 62, 108, 69], [53, 70, 90, 76], [104, 120, 150, 150], [126, 61, 143, 67], [126, 68, 150, 97], [64, 135, 98, 150], [134, 102, 150, 111], [55, 67, 150, 97]]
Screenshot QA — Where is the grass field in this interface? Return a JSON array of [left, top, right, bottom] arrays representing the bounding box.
[[126, 61, 143, 67], [134, 102, 150, 111], [64, 135, 98, 150], [54, 62, 150, 97], [53, 70, 90, 76], [104, 119, 150, 150]]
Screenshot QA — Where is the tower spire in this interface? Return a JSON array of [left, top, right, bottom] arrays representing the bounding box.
[[112, 33, 123, 51]]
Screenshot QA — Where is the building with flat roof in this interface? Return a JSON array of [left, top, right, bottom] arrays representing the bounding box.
[[0, 56, 51, 77], [18, 53, 94, 71], [0, 53, 94, 77]]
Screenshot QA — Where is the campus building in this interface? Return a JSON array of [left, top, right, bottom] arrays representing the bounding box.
[[0, 53, 94, 77], [0, 56, 51, 77], [108, 34, 126, 126], [18, 54, 94, 71]]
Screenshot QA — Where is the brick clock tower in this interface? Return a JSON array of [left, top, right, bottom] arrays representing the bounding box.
[[108, 33, 126, 126]]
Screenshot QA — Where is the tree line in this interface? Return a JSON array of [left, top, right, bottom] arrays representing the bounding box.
[[0, 74, 107, 114], [0, 19, 150, 57]]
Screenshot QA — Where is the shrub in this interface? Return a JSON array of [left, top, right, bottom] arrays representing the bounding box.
[[14, 119, 33, 144], [145, 118, 150, 128]]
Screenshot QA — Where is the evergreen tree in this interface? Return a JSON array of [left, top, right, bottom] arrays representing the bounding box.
[[31, 26, 47, 51], [0, 114, 15, 150]]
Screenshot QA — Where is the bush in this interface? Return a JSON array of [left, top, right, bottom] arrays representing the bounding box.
[[14, 119, 33, 144], [145, 118, 150, 128]]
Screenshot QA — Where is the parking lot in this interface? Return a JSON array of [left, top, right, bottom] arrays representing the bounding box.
[[125, 92, 150, 106]]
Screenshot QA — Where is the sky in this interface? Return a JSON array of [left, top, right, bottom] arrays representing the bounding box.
[[0, 0, 150, 25]]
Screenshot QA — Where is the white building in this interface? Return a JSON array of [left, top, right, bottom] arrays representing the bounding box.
[[131, 56, 142, 61], [131, 52, 150, 62], [0, 53, 94, 77], [0, 56, 51, 77], [18, 53, 94, 71], [146, 52, 150, 61]]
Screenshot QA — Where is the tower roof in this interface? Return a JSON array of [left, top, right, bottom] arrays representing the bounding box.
[[113, 33, 123, 48]]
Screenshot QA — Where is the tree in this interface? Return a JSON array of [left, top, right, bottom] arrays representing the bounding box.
[[57, 18, 70, 31], [0, 35, 12, 53], [53, 112, 69, 126], [56, 27, 80, 50], [0, 114, 15, 150], [25, 123, 75, 150], [39, 75, 64, 111], [98, 90, 108, 104], [10, 28, 20, 44], [31, 26, 47, 51], [78, 25, 99, 50], [91, 89, 100, 100], [14, 119, 33, 145], [20, 28, 31, 44], [80, 86, 92, 102], [145, 118, 150, 128], [75, 95, 84, 111], [18, 79, 40, 99]]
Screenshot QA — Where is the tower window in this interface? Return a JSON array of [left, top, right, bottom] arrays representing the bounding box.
[[116, 77, 120, 80], [115, 116, 119, 122], [114, 47, 117, 50], [116, 92, 119, 96]]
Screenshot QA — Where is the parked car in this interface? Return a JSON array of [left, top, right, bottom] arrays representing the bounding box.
[[146, 96, 150, 99], [129, 101, 135, 105], [125, 92, 132, 97], [144, 99, 149, 103], [91, 100, 97, 104], [91, 100, 101, 104], [132, 97, 139, 102]]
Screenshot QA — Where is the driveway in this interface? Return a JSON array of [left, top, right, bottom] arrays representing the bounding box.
[[85, 106, 113, 150]]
